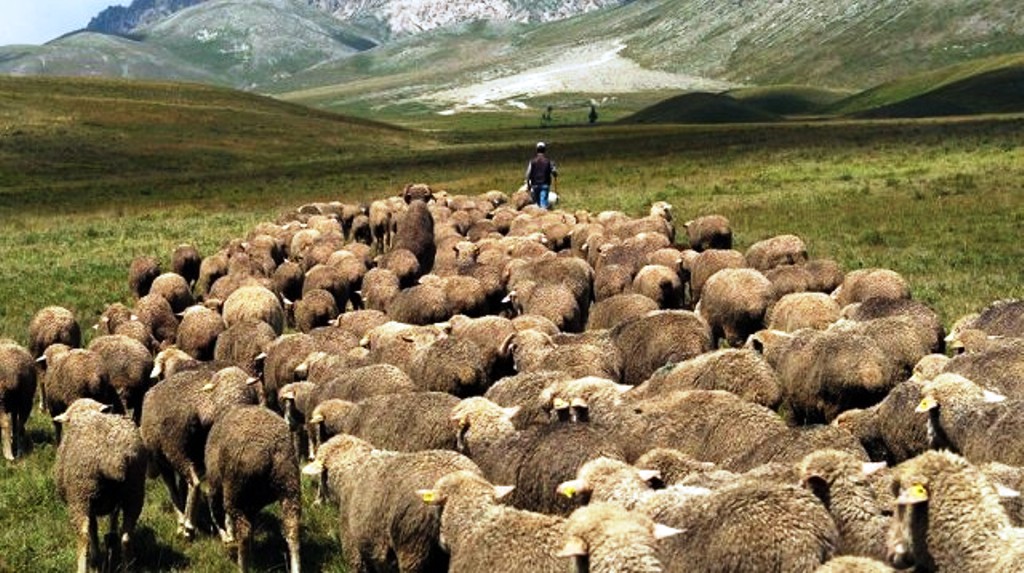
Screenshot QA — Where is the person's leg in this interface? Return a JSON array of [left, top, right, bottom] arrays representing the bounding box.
[[538, 184, 550, 209]]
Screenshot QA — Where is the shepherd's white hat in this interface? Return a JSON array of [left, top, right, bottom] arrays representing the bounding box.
[[536, 141, 546, 152]]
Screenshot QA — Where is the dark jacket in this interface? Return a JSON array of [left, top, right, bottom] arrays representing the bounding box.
[[526, 154, 557, 188]]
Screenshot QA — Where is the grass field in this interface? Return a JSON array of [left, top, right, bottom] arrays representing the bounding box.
[[1, 75, 1023, 571]]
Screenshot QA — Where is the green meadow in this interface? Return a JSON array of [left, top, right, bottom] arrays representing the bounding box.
[[1, 75, 1023, 571]]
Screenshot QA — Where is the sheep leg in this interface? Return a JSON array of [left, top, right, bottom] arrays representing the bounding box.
[[156, 463, 186, 523], [1, 412, 13, 461], [233, 512, 252, 573], [207, 483, 234, 544], [105, 509, 121, 571], [88, 514, 101, 572], [71, 515, 91, 573], [179, 469, 202, 539], [281, 496, 302, 573], [14, 409, 28, 458]]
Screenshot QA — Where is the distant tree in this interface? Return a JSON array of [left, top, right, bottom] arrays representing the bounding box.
[[588, 104, 598, 124]]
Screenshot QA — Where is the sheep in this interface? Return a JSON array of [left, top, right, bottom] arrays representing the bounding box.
[[483, 370, 571, 426], [139, 366, 258, 538], [302, 264, 352, 313], [587, 293, 660, 331], [368, 198, 394, 249], [685, 214, 732, 251], [86, 334, 154, 425], [724, 423, 870, 473], [213, 319, 278, 377], [53, 398, 147, 573], [633, 448, 718, 487], [417, 470, 569, 573], [359, 267, 401, 312], [278, 381, 317, 460], [448, 314, 517, 380], [745, 233, 808, 272], [941, 339, 1024, 398], [262, 333, 317, 411], [832, 268, 911, 308], [292, 288, 338, 333], [128, 255, 161, 299], [799, 449, 889, 560], [204, 405, 301, 573], [309, 392, 460, 455], [501, 329, 622, 382], [656, 475, 838, 572], [916, 372, 1024, 466], [768, 328, 898, 424], [767, 291, 841, 332], [609, 310, 712, 386], [887, 449, 1024, 572], [506, 280, 587, 333], [272, 260, 305, 303], [196, 251, 229, 298], [946, 299, 1024, 347], [28, 305, 82, 359], [386, 282, 451, 325], [555, 456, 709, 516], [409, 336, 490, 397], [392, 196, 436, 272], [828, 315, 933, 383], [306, 362, 416, 403], [558, 502, 679, 573], [535, 376, 632, 424], [842, 296, 945, 354], [133, 293, 179, 347], [171, 243, 202, 286], [149, 272, 195, 314], [594, 263, 635, 302], [44, 347, 120, 442], [450, 396, 628, 515], [376, 248, 421, 288], [833, 378, 930, 466], [632, 264, 685, 309], [765, 264, 818, 297], [222, 284, 285, 336], [0, 341, 36, 460], [697, 267, 775, 348], [175, 304, 225, 360], [363, 322, 449, 374], [686, 248, 746, 304], [630, 348, 783, 410], [302, 434, 482, 572]]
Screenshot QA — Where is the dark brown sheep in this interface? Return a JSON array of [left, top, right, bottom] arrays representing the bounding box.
[[685, 214, 732, 251], [171, 243, 202, 286], [86, 334, 154, 426], [205, 405, 302, 572], [128, 255, 161, 300], [149, 272, 196, 314], [0, 341, 36, 460], [610, 310, 712, 386], [139, 366, 258, 539]]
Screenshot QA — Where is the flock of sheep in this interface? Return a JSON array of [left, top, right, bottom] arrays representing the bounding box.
[[2, 181, 1024, 572]]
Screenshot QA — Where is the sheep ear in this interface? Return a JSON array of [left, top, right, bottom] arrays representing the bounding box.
[[52, 412, 69, 424], [201, 381, 216, 392], [501, 406, 520, 420], [98, 404, 112, 414], [983, 390, 1007, 403], [493, 485, 515, 499], [35, 355, 47, 364], [996, 484, 1021, 498], [653, 523, 685, 540], [862, 461, 888, 476], [301, 460, 323, 476], [245, 377, 259, 386], [915, 396, 938, 413], [557, 536, 588, 558], [897, 484, 929, 505], [636, 469, 662, 484], [802, 473, 828, 492]]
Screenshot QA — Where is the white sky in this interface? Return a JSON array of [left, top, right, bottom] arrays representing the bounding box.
[[0, 1, 127, 46]]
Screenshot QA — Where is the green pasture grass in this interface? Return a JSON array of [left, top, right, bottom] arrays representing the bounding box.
[[1, 76, 1023, 571]]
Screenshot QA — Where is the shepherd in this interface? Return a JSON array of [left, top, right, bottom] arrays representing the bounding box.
[[525, 141, 558, 209]]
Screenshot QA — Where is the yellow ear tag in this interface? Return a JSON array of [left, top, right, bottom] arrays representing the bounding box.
[[915, 396, 937, 413], [421, 490, 437, 503], [562, 484, 576, 497], [899, 483, 929, 504]]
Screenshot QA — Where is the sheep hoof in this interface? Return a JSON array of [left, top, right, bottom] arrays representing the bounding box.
[[177, 523, 195, 540], [218, 529, 236, 545]]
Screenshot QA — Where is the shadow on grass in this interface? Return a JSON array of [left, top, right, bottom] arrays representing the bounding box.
[[131, 526, 190, 572], [248, 512, 339, 572]]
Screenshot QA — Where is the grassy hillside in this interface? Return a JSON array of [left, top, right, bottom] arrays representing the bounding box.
[[0, 76, 1023, 570], [618, 92, 780, 124]]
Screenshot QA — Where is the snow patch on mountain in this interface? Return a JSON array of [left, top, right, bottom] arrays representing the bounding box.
[[428, 40, 734, 113]]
